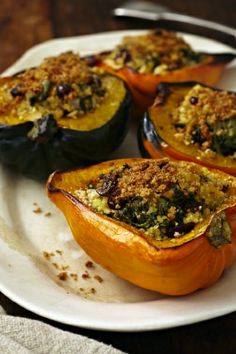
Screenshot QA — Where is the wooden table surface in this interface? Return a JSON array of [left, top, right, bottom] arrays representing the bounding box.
[[0, 1, 236, 353]]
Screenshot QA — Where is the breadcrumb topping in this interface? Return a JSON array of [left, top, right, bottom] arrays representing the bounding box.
[[75, 160, 236, 241], [0, 52, 107, 121], [173, 84, 236, 158], [13, 52, 100, 93], [103, 29, 202, 74]]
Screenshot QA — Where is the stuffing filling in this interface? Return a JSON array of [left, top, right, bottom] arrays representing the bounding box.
[[0, 52, 107, 122], [103, 29, 202, 74], [75, 160, 235, 244], [173, 84, 236, 159]]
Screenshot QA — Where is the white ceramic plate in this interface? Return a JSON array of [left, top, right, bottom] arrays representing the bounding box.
[[0, 30, 236, 332]]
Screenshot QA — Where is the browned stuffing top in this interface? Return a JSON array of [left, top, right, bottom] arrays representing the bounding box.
[[95, 159, 212, 202], [0, 52, 108, 122], [14, 52, 95, 94], [76, 159, 236, 241], [116, 160, 178, 199], [103, 29, 202, 74], [173, 85, 236, 158]]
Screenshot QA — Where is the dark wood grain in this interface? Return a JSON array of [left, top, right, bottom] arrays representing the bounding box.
[[1, 291, 236, 354], [0, 0, 53, 73], [1, 0, 235, 72], [0, 1, 236, 353]]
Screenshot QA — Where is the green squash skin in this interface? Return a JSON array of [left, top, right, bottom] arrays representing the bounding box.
[[138, 111, 161, 158], [0, 81, 132, 180]]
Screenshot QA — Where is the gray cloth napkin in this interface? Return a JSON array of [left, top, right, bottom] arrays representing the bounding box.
[[0, 305, 125, 354]]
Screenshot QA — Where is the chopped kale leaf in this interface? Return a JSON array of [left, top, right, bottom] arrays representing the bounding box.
[[115, 197, 156, 229], [191, 125, 206, 144], [211, 117, 236, 156]]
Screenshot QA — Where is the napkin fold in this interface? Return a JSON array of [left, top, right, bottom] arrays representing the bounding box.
[[0, 305, 124, 354]]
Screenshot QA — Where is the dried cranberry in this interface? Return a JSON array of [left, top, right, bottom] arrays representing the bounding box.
[[107, 196, 116, 209], [185, 199, 202, 212], [56, 84, 71, 98], [222, 185, 229, 192], [107, 195, 126, 210], [10, 85, 24, 97], [96, 172, 119, 197], [189, 96, 198, 105], [167, 222, 195, 237]]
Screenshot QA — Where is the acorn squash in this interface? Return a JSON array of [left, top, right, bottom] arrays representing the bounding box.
[[47, 158, 236, 295], [139, 82, 236, 175], [87, 29, 235, 116], [0, 52, 132, 180]]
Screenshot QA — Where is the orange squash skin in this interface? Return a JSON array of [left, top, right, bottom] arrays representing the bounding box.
[[98, 53, 235, 116], [142, 139, 236, 176], [47, 159, 236, 296]]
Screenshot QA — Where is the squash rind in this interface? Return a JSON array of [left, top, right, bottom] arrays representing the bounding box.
[[139, 82, 236, 175], [47, 158, 236, 295], [0, 76, 132, 180]]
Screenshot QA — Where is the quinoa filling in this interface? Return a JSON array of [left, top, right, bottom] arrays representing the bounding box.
[[173, 84, 236, 159], [0, 52, 107, 122], [76, 160, 235, 243], [103, 29, 202, 74]]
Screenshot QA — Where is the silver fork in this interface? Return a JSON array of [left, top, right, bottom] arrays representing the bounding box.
[[113, 1, 236, 41]]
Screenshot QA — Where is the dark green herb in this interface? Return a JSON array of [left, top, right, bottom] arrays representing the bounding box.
[[111, 187, 200, 238], [70, 98, 80, 110], [206, 212, 232, 248], [10, 85, 24, 98], [28, 93, 39, 106], [172, 187, 187, 208], [39, 80, 51, 101], [80, 96, 93, 112], [157, 198, 170, 215], [28, 80, 51, 106], [115, 197, 156, 229], [191, 126, 206, 144], [180, 48, 202, 63], [211, 116, 236, 156]]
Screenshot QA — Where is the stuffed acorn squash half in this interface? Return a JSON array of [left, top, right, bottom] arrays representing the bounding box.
[[86, 29, 235, 116], [47, 158, 236, 295], [0, 52, 132, 179], [139, 82, 236, 175]]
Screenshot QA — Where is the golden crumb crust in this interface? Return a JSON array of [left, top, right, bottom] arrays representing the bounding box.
[[75, 159, 236, 242], [173, 84, 236, 157], [103, 29, 202, 74]]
